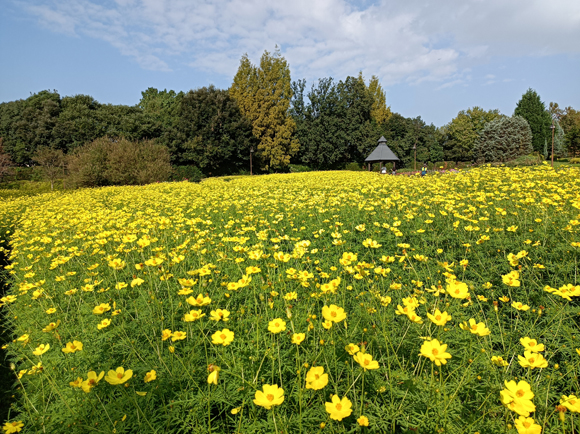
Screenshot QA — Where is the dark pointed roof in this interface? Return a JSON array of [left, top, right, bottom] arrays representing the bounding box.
[[365, 137, 400, 162]]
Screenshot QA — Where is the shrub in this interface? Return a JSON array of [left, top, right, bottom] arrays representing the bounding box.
[[288, 164, 312, 173], [569, 157, 580, 164], [344, 162, 365, 171], [67, 137, 172, 187], [170, 165, 204, 182], [473, 116, 533, 163]]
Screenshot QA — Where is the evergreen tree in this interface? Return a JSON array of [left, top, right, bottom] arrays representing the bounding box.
[[473, 116, 533, 162], [514, 88, 552, 154], [367, 75, 392, 125], [230, 49, 299, 171]]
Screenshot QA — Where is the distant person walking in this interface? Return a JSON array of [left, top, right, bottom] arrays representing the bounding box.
[[421, 164, 428, 177]]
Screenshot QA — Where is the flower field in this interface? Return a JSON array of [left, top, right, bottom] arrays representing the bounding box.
[[1, 165, 580, 434]]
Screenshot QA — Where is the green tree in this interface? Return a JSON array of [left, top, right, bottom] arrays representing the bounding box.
[[443, 107, 502, 161], [176, 85, 255, 174], [32, 146, 65, 190], [230, 49, 299, 171], [367, 75, 392, 125], [52, 94, 103, 151], [514, 88, 552, 154], [473, 116, 533, 162]]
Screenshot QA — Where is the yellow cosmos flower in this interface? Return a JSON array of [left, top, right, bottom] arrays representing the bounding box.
[[519, 337, 545, 352], [502, 270, 521, 287], [491, 356, 509, 367], [130, 277, 144, 287], [186, 294, 211, 307], [16, 334, 29, 342], [211, 328, 235, 346], [560, 395, 580, 413], [362, 238, 382, 248], [322, 320, 333, 329], [446, 280, 469, 299], [2, 421, 24, 433], [97, 318, 111, 330], [291, 333, 305, 345], [514, 416, 542, 434], [81, 371, 104, 393], [305, 366, 328, 390], [500, 380, 536, 417], [325, 395, 353, 421], [210, 309, 230, 322], [357, 416, 369, 427], [69, 377, 83, 388], [268, 318, 287, 334], [345, 343, 360, 355], [284, 292, 298, 301], [32, 344, 50, 356], [45, 308, 57, 314], [499, 296, 510, 302], [105, 367, 133, 385], [161, 329, 173, 341], [426, 309, 452, 326], [460, 319, 491, 336], [518, 351, 548, 369], [353, 352, 380, 370], [253, 384, 285, 409], [92, 303, 111, 315], [419, 339, 451, 366], [183, 310, 205, 322], [42, 321, 60, 332], [512, 301, 530, 311], [178, 278, 197, 287], [144, 370, 157, 383], [171, 331, 186, 341], [207, 366, 220, 385], [62, 341, 83, 354], [115, 282, 128, 290], [321, 304, 346, 323], [108, 258, 126, 270]]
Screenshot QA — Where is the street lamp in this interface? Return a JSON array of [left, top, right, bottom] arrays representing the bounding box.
[[413, 142, 417, 172], [550, 122, 555, 168], [250, 146, 254, 175]]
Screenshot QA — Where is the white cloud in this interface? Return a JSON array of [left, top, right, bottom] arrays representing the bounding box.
[[20, 0, 580, 84]]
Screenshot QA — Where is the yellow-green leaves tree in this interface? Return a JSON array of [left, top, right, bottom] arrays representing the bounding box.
[[230, 49, 299, 171], [367, 75, 392, 125]]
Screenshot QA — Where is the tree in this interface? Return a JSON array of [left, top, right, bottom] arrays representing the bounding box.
[[52, 94, 103, 151], [367, 75, 392, 125], [230, 49, 299, 171], [175, 85, 254, 174], [442, 107, 502, 161], [560, 107, 580, 156], [473, 116, 533, 162], [514, 89, 552, 155], [0, 140, 13, 182], [32, 147, 65, 190]]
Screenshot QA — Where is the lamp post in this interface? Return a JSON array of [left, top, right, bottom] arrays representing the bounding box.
[[250, 146, 254, 175], [550, 122, 555, 168], [413, 142, 417, 172]]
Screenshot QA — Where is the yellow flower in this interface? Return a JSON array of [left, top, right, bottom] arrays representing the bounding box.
[[514, 416, 542, 434], [171, 331, 187, 341], [131, 277, 144, 287], [268, 318, 287, 334], [426, 309, 452, 326], [32, 344, 50, 356], [207, 368, 219, 385], [284, 292, 298, 301], [105, 367, 133, 385], [108, 258, 126, 270], [305, 366, 328, 390], [183, 310, 205, 322], [92, 303, 111, 314], [291, 333, 305, 345], [518, 351, 548, 369], [560, 395, 580, 413], [322, 304, 347, 323], [16, 334, 29, 342], [45, 308, 57, 314], [81, 371, 104, 393], [322, 320, 333, 329], [97, 318, 111, 330], [62, 341, 83, 354], [178, 278, 198, 287], [460, 318, 491, 336], [144, 370, 157, 383], [353, 352, 380, 370], [161, 329, 173, 341], [325, 395, 353, 421], [211, 328, 235, 346], [2, 421, 24, 433], [519, 337, 545, 353], [357, 415, 369, 427], [115, 282, 128, 290], [69, 377, 83, 388], [253, 384, 285, 409], [446, 280, 469, 299], [419, 339, 451, 366], [499, 296, 510, 302], [42, 321, 60, 332], [512, 301, 530, 311], [345, 343, 360, 355], [500, 380, 536, 417], [502, 270, 521, 287], [210, 309, 230, 322], [491, 356, 509, 367], [186, 294, 211, 306]]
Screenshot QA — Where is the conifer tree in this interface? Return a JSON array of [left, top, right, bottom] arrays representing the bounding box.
[[367, 75, 392, 125], [230, 49, 299, 171], [514, 88, 552, 154]]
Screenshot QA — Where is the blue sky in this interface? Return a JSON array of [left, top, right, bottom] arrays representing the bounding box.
[[1, 0, 579, 127]]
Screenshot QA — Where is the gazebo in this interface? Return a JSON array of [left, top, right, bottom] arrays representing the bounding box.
[[365, 136, 400, 171]]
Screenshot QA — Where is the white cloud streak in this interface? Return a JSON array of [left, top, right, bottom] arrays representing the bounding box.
[[21, 0, 580, 87]]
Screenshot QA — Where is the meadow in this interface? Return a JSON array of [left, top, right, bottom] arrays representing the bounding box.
[[1, 165, 579, 434]]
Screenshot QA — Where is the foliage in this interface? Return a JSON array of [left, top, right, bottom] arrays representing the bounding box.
[[170, 165, 204, 183], [32, 147, 65, 190], [367, 75, 392, 125], [67, 137, 172, 187], [0, 142, 13, 182], [473, 116, 533, 163], [175, 86, 255, 175], [442, 107, 503, 161], [230, 49, 299, 171], [1, 167, 580, 433], [514, 89, 552, 155]]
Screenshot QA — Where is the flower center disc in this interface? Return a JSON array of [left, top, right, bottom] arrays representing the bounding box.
[[267, 394, 274, 402]]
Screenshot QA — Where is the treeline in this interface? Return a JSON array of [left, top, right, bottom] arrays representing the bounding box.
[[1, 49, 579, 182]]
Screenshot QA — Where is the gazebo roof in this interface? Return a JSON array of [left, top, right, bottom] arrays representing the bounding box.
[[365, 137, 400, 162]]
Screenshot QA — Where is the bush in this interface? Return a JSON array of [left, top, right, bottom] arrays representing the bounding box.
[[504, 153, 543, 167], [67, 137, 172, 187], [344, 162, 365, 171], [288, 164, 312, 173], [170, 166, 204, 182], [473, 116, 533, 162], [569, 157, 580, 164]]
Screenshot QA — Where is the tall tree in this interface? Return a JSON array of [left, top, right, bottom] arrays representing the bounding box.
[[473, 116, 533, 162], [514, 88, 552, 154], [442, 107, 502, 161], [32, 146, 65, 190], [367, 75, 392, 125], [230, 49, 299, 171], [52, 94, 103, 151]]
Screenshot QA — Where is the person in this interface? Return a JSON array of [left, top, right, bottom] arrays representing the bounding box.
[[391, 168, 396, 175], [380, 166, 387, 174], [421, 163, 427, 177]]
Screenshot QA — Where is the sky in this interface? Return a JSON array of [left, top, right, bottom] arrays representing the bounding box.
[[1, 0, 579, 127]]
